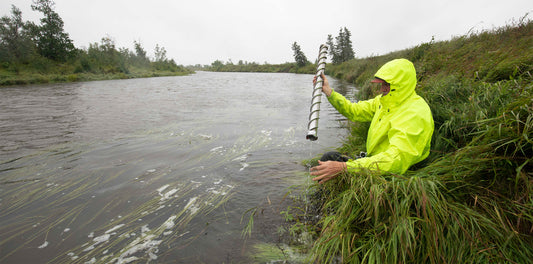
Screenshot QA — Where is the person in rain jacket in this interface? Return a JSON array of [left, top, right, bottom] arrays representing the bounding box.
[[310, 58, 434, 183]]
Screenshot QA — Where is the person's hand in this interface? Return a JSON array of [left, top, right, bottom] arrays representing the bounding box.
[[310, 160, 346, 184], [313, 73, 332, 97]]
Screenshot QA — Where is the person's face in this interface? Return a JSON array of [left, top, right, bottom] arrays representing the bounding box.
[[380, 82, 391, 95]]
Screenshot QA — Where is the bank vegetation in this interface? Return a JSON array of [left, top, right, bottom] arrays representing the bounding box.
[[0, 1, 191, 86], [282, 16, 533, 263]]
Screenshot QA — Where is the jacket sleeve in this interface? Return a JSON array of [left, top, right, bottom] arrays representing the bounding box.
[[345, 107, 433, 174], [327, 90, 377, 122]]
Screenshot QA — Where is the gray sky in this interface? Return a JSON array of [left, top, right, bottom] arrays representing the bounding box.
[[1, 0, 532, 66]]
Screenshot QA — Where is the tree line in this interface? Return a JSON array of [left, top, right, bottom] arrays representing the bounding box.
[[292, 27, 355, 66], [206, 27, 355, 73], [0, 0, 188, 81]]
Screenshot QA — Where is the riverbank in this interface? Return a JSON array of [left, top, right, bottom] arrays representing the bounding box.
[[0, 69, 192, 86], [193, 61, 316, 74], [282, 18, 533, 263], [0, 65, 193, 86]]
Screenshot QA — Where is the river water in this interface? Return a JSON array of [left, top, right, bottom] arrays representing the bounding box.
[[0, 71, 356, 263]]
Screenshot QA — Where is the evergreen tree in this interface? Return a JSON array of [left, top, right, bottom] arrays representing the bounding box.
[[292, 41, 308, 67], [341, 27, 355, 62], [329, 27, 355, 64], [325, 34, 336, 62], [27, 0, 74, 61], [333, 28, 345, 64]]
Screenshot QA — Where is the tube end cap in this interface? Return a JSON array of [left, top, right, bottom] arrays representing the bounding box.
[[306, 134, 318, 141]]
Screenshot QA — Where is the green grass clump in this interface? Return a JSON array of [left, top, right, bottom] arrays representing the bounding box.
[[310, 89, 532, 262], [297, 18, 533, 263]]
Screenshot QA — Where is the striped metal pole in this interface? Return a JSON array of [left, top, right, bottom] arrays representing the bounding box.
[[306, 44, 328, 141]]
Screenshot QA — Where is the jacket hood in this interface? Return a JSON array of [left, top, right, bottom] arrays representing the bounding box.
[[374, 58, 417, 106]]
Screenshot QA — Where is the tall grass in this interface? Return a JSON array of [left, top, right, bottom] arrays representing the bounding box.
[[298, 18, 533, 263]]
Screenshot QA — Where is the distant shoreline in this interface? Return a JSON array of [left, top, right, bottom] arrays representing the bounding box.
[[0, 70, 192, 87]]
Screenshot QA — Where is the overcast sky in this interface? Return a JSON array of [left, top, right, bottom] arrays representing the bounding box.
[[1, 0, 532, 65]]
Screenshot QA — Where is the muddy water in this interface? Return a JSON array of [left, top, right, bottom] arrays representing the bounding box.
[[0, 72, 356, 263]]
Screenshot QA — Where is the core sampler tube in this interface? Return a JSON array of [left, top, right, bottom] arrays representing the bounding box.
[[306, 44, 328, 141]]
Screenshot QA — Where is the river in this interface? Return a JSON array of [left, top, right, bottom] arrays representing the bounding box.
[[0, 71, 356, 263]]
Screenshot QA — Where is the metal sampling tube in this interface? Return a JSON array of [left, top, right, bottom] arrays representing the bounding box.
[[306, 44, 328, 141]]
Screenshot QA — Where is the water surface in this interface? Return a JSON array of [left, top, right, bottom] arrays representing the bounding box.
[[0, 72, 356, 263]]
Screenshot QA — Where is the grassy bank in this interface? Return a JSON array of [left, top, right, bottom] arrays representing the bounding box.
[[0, 69, 191, 86], [197, 61, 317, 74], [0, 62, 193, 86], [282, 19, 533, 263]]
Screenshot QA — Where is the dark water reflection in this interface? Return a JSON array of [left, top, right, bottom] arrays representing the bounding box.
[[0, 72, 357, 263]]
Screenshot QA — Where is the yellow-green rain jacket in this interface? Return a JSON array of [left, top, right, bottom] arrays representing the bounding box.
[[327, 58, 434, 174]]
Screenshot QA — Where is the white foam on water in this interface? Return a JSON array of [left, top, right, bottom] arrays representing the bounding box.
[[63, 228, 70, 233], [141, 225, 150, 235], [38, 241, 49, 249], [210, 146, 223, 152], [213, 179, 222, 185], [85, 257, 96, 264], [206, 187, 227, 196], [93, 233, 111, 245], [117, 256, 138, 264], [83, 245, 94, 252], [261, 130, 272, 137], [232, 154, 248, 162], [67, 252, 78, 260], [157, 184, 170, 194], [88, 232, 94, 238], [240, 163, 249, 171], [199, 134, 213, 140], [185, 197, 199, 214], [146, 169, 156, 173], [105, 224, 125, 234], [113, 235, 162, 264], [161, 188, 178, 200], [84, 230, 118, 252], [163, 215, 177, 229]]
